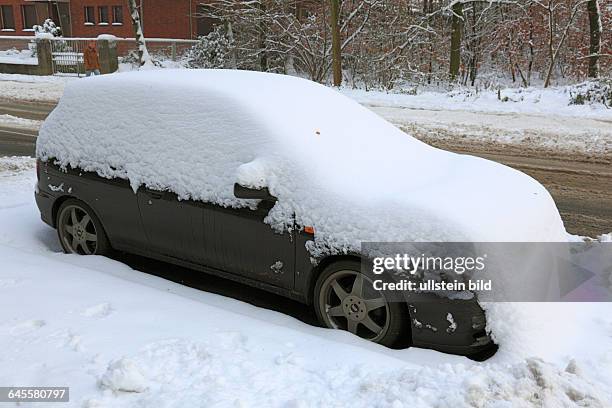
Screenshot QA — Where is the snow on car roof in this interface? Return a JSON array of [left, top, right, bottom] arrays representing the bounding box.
[[37, 69, 566, 253]]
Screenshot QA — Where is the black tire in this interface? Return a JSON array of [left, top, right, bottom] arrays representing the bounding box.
[[56, 199, 110, 255], [313, 260, 409, 347]]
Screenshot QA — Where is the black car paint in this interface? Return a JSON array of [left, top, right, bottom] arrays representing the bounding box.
[[35, 159, 494, 356]]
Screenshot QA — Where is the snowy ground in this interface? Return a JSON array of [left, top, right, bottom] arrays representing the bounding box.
[[342, 86, 612, 120], [0, 74, 71, 103], [1, 156, 612, 407]]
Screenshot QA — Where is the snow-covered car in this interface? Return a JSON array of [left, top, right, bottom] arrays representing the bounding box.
[[35, 70, 566, 355]]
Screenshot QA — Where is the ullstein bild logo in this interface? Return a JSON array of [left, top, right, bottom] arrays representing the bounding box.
[[361, 242, 612, 302]]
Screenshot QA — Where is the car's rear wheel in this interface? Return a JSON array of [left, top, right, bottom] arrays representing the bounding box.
[[56, 199, 110, 255], [313, 261, 408, 347]]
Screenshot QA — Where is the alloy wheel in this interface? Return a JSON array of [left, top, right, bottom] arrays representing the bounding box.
[[58, 205, 98, 255], [318, 270, 390, 341]]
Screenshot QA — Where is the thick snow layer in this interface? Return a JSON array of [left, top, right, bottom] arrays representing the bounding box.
[[37, 70, 566, 254], [1, 158, 612, 407]]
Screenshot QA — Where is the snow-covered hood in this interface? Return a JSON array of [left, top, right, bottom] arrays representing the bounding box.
[[37, 70, 567, 257]]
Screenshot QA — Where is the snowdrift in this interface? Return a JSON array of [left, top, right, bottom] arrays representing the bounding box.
[[37, 70, 567, 256]]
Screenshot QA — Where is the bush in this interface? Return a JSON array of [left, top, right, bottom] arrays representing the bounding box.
[[33, 19, 62, 37], [569, 79, 612, 108], [186, 26, 232, 69]]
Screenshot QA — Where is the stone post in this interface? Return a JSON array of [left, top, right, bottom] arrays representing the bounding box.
[[97, 35, 119, 74], [35, 38, 53, 76]]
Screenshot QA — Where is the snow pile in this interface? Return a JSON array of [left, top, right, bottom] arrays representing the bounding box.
[[0, 155, 35, 175], [0, 158, 611, 407], [99, 359, 148, 393], [37, 70, 566, 256], [0, 114, 42, 130]]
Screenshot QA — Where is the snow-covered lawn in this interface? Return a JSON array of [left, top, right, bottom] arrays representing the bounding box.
[[0, 49, 37, 66], [1, 156, 612, 407]]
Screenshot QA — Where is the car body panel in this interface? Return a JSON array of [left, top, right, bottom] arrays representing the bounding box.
[[36, 159, 493, 356]]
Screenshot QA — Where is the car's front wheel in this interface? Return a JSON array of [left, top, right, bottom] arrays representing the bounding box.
[[313, 261, 409, 347], [56, 199, 110, 255]]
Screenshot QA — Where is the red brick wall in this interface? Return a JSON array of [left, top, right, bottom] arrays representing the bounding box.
[[0, 0, 199, 39], [140, 0, 197, 39], [70, 0, 198, 39], [70, 1, 133, 38]]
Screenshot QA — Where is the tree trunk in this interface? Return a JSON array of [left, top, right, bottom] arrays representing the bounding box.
[[258, 1, 268, 72], [330, 0, 342, 86], [449, 1, 463, 81], [127, 0, 153, 68], [587, 0, 601, 78]]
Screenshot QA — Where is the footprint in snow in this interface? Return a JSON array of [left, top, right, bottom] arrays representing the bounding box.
[[0, 278, 27, 289], [81, 303, 113, 319], [10, 319, 46, 335]]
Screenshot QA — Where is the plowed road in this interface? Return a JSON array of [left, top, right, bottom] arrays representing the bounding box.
[[1, 99, 610, 237]]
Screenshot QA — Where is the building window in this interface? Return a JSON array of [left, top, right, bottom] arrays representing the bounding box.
[[98, 6, 109, 25], [84, 6, 95, 25], [21, 5, 37, 30], [112, 6, 123, 25], [196, 5, 217, 37], [0, 6, 16, 30]]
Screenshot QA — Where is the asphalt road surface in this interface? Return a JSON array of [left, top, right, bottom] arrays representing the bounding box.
[[1, 99, 610, 238]]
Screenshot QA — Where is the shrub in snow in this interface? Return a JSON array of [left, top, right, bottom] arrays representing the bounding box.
[[33, 19, 62, 37], [569, 79, 612, 108], [186, 26, 232, 69], [99, 358, 148, 393]]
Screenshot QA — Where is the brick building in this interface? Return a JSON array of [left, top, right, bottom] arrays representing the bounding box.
[[0, 0, 216, 39]]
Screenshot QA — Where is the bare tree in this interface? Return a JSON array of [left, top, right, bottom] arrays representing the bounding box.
[[586, 0, 602, 77], [531, 0, 589, 87], [330, 0, 342, 86], [127, 0, 153, 68]]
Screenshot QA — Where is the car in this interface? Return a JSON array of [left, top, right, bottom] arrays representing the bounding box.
[[35, 70, 566, 355]]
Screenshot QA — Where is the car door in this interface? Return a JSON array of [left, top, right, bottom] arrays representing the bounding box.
[[198, 200, 295, 291], [136, 187, 204, 261]]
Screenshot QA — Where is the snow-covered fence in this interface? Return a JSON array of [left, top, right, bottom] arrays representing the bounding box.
[[113, 38, 198, 62], [0, 35, 197, 74], [0, 36, 120, 76], [0, 36, 51, 75]]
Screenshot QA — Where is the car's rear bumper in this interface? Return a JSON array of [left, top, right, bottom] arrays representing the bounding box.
[[408, 296, 495, 357], [35, 184, 55, 228]]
